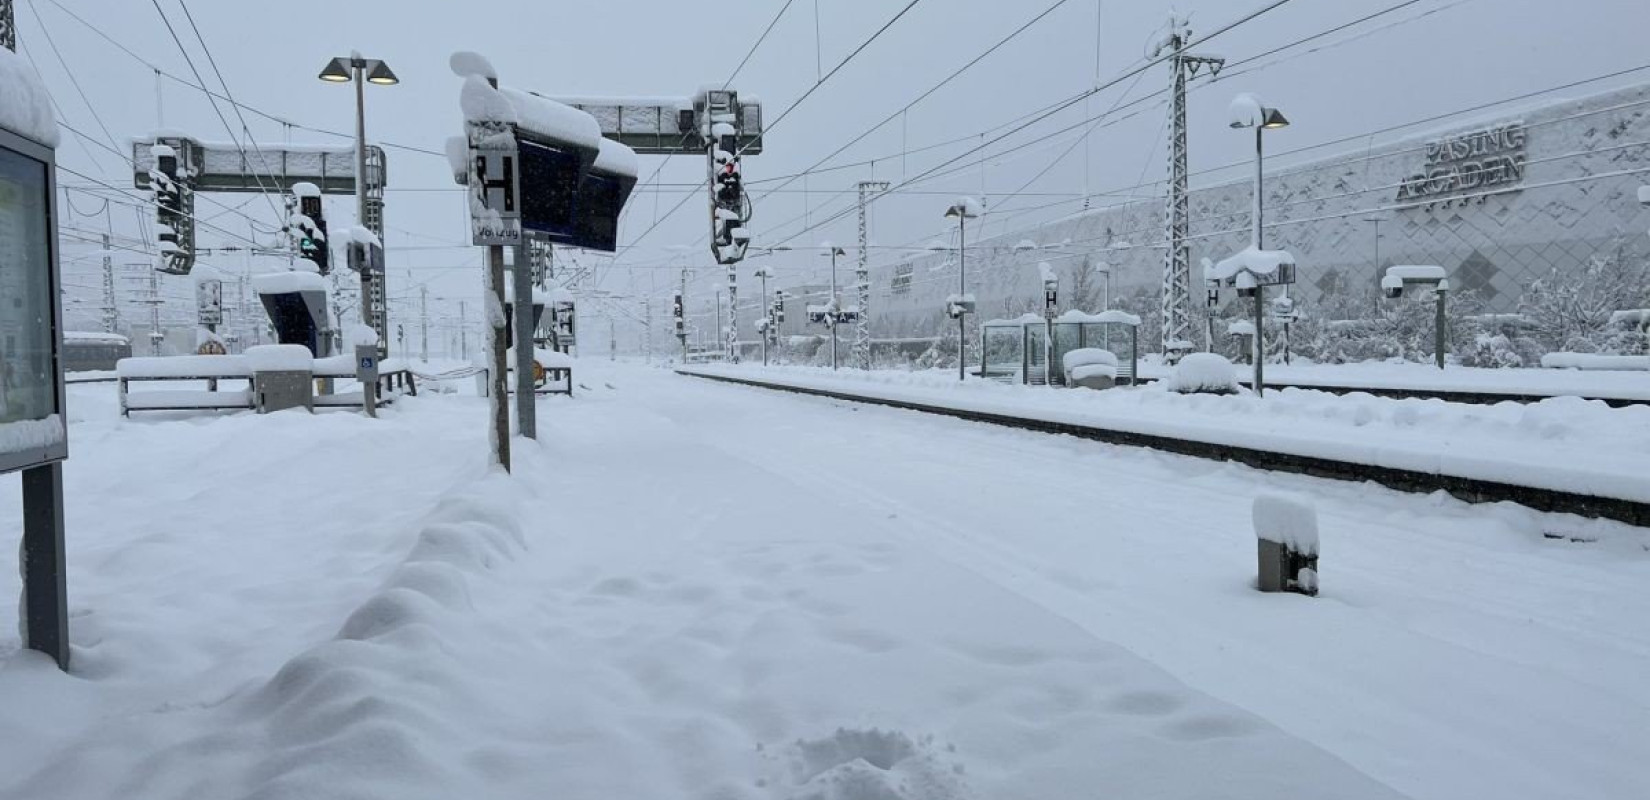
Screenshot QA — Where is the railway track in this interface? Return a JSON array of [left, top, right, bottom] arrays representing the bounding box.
[[679, 369, 1650, 528]]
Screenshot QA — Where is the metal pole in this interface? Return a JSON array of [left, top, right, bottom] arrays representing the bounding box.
[[1435, 288, 1447, 370], [957, 215, 967, 381], [458, 300, 468, 360], [1253, 126, 1265, 397], [513, 245, 536, 439], [1253, 286, 1264, 397], [643, 298, 653, 365], [829, 250, 839, 370], [488, 246, 512, 470], [419, 285, 429, 362], [759, 270, 769, 367], [726, 263, 739, 363], [21, 463, 68, 670], [714, 289, 723, 360]]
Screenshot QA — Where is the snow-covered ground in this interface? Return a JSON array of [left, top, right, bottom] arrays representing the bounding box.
[[681, 363, 1650, 506], [1134, 358, 1650, 401], [1, 363, 1646, 799]]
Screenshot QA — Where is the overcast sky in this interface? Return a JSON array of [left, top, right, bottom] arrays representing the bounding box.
[[18, 0, 1650, 326]]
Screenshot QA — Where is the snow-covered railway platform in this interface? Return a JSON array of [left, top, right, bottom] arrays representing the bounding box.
[[1, 365, 1644, 799], [680, 364, 1650, 526]]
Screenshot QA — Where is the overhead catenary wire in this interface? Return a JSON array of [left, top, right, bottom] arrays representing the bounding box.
[[607, 0, 929, 263]]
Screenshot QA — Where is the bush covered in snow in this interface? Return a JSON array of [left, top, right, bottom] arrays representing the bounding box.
[[1165, 353, 1239, 394]]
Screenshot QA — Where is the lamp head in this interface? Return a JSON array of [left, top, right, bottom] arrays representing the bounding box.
[[318, 58, 352, 83], [365, 60, 400, 86], [1261, 107, 1289, 129]]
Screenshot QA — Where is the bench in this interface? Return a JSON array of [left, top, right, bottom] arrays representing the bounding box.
[[117, 353, 418, 415]]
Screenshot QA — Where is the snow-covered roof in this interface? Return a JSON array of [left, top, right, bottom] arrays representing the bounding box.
[[593, 137, 639, 180], [1638, 185, 1650, 206], [555, 94, 694, 110], [1211, 246, 1296, 282], [292, 182, 321, 199], [983, 313, 1046, 328], [504, 88, 602, 150], [1055, 309, 1141, 326], [64, 331, 130, 344], [1228, 320, 1256, 336], [0, 48, 59, 147], [252, 270, 328, 295], [1385, 264, 1448, 282]]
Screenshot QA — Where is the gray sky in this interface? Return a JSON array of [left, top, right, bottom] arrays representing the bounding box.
[[19, 0, 1650, 325]]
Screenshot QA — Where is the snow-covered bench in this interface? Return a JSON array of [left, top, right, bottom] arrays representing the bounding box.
[[118, 350, 418, 415], [117, 355, 254, 415], [1063, 348, 1118, 390], [1539, 353, 1650, 371]]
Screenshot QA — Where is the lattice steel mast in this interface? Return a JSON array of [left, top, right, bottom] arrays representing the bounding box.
[[855, 180, 888, 369], [1154, 15, 1223, 358]]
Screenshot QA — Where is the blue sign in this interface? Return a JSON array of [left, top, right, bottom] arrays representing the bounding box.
[[360, 357, 376, 369]]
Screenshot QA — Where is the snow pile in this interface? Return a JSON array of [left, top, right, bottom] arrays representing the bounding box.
[[244, 345, 315, 372], [117, 355, 249, 379], [344, 225, 382, 248], [0, 48, 59, 147], [762, 729, 968, 800], [1540, 353, 1650, 371], [948, 195, 983, 218], [64, 331, 130, 344], [448, 51, 497, 82], [1211, 247, 1295, 286], [593, 137, 639, 179], [444, 135, 469, 183], [1055, 309, 1140, 326], [290, 182, 320, 199], [501, 88, 601, 148], [1229, 92, 1266, 128], [1385, 265, 1448, 282], [459, 74, 516, 125], [1228, 320, 1256, 336], [1252, 493, 1320, 555], [0, 415, 64, 454], [251, 270, 327, 295], [1165, 353, 1240, 394], [1064, 348, 1118, 382], [346, 323, 380, 347]]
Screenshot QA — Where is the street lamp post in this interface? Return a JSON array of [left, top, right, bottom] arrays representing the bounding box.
[[754, 267, 774, 366], [319, 53, 397, 354], [945, 200, 980, 381], [821, 244, 846, 370], [1229, 93, 1289, 396]]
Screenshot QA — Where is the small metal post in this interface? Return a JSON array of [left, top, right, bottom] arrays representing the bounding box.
[[957, 215, 968, 381], [21, 463, 69, 670], [1435, 287, 1447, 370], [828, 249, 839, 370], [1253, 286, 1265, 397], [512, 245, 536, 439], [488, 246, 512, 471]]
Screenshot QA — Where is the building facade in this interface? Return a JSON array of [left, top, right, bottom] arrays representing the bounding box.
[[809, 82, 1650, 350]]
